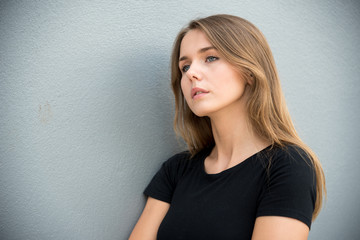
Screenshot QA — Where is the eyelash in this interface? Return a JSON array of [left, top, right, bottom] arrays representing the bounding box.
[[181, 56, 219, 73], [206, 56, 218, 63]]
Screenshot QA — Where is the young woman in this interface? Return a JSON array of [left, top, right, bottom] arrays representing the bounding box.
[[129, 14, 326, 240]]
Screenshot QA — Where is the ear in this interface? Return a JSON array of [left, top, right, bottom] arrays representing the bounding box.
[[247, 72, 255, 86]]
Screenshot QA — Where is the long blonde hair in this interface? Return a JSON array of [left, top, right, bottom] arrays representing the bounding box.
[[170, 14, 325, 220]]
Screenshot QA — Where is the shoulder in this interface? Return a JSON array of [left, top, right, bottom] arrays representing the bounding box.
[[266, 145, 317, 205], [164, 150, 192, 163], [263, 144, 317, 204], [160, 148, 209, 181], [143, 151, 193, 203], [162, 147, 209, 169], [257, 144, 317, 228], [158, 150, 194, 182], [161, 150, 192, 171], [270, 144, 314, 170]]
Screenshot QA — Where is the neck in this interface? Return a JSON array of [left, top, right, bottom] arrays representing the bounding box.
[[208, 105, 270, 166]]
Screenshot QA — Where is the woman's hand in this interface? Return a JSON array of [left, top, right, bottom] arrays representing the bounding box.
[[129, 197, 170, 240]]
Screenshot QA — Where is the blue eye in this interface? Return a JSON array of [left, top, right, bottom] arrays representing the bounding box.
[[206, 56, 218, 62], [182, 65, 190, 72]]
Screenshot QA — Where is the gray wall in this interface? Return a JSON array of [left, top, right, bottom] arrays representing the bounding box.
[[1, 0, 359, 239]]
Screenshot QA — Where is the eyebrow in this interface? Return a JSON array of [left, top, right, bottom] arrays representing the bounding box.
[[179, 46, 216, 62]]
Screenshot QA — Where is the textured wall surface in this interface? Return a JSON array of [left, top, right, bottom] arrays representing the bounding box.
[[0, 0, 359, 239]]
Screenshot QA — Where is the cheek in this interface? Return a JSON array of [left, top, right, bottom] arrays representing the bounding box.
[[180, 78, 185, 92], [180, 77, 190, 98]]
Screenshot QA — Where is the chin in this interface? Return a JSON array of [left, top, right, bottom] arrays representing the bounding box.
[[193, 112, 207, 118], [188, 103, 219, 118], [190, 108, 213, 118]]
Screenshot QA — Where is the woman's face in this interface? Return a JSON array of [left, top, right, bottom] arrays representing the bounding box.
[[179, 29, 249, 118]]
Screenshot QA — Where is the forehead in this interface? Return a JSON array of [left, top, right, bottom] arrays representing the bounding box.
[[179, 29, 212, 56]]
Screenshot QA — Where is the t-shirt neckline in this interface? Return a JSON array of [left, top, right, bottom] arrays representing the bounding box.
[[200, 145, 272, 177]]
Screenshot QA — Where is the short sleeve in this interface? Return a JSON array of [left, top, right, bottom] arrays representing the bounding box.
[[256, 146, 317, 229], [144, 152, 190, 203]]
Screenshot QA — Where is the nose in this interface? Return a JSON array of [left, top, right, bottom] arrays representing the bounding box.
[[186, 63, 202, 81]]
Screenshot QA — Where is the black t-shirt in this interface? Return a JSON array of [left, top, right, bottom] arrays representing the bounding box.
[[144, 145, 316, 240]]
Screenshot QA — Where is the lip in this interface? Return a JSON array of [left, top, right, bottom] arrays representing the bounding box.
[[191, 87, 209, 99]]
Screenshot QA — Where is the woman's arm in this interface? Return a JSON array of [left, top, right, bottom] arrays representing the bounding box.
[[129, 197, 170, 240], [251, 216, 309, 240]]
